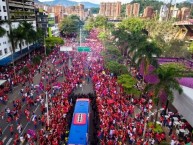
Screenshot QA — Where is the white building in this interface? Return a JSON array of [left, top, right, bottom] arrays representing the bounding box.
[[48, 13, 59, 37], [159, 5, 169, 21], [0, 0, 36, 61]]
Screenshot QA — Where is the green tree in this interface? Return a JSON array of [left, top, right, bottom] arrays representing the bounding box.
[[129, 40, 162, 78], [36, 28, 45, 44], [60, 15, 83, 36], [94, 15, 108, 29], [188, 41, 193, 58], [22, 66, 29, 75], [45, 37, 64, 48], [14, 25, 25, 53], [84, 17, 95, 31], [32, 55, 42, 65], [145, 63, 187, 126], [105, 61, 127, 76], [145, 19, 179, 42], [19, 21, 36, 57], [0, 21, 6, 37], [118, 74, 140, 96], [119, 17, 145, 33], [98, 32, 108, 44], [163, 39, 190, 58]]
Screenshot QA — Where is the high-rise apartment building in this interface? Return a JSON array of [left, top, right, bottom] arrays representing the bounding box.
[[47, 5, 64, 22], [125, 3, 140, 17], [64, 4, 86, 20], [0, 0, 36, 60], [99, 2, 121, 19], [126, 4, 133, 17], [180, 7, 190, 20], [133, 3, 140, 17], [35, 8, 48, 36], [143, 6, 154, 18]]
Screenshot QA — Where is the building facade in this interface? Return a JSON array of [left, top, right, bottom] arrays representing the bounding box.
[[0, 0, 36, 60], [125, 3, 140, 17], [133, 3, 140, 17], [35, 8, 48, 36], [143, 6, 154, 18], [48, 13, 59, 37], [64, 4, 85, 20], [99, 2, 121, 19], [180, 7, 190, 20], [126, 4, 133, 17]]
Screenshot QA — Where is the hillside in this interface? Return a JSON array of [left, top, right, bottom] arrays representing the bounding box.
[[35, 0, 99, 8]]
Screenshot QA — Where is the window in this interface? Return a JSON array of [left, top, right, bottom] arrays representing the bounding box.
[[0, 16, 1, 20], [4, 48, 7, 54], [0, 50, 2, 56], [3, 6, 6, 12], [4, 16, 7, 20]]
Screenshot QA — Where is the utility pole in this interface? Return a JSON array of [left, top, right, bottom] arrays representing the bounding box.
[[80, 27, 82, 47]]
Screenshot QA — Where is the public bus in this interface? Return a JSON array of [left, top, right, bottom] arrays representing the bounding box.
[[68, 98, 90, 145]]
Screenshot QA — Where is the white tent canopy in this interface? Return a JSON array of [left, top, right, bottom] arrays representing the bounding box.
[[173, 85, 193, 127], [0, 80, 6, 85], [60, 46, 73, 52]]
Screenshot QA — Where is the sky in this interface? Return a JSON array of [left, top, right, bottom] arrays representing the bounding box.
[[39, 0, 186, 4]]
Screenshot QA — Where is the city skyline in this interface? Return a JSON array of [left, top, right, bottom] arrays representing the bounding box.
[[39, 0, 187, 4]]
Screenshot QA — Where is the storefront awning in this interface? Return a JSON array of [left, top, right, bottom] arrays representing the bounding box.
[[173, 85, 193, 127]]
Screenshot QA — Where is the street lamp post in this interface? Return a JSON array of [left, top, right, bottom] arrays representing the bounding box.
[[80, 27, 82, 47], [45, 91, 49, 126], [142, 108, 164, 138], [36, 85, 49, 126]]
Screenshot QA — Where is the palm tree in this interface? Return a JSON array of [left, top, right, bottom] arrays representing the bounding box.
[[14, 25, 25, 54], [145, 63, 186, 126], [19, 21, 35, 58], [0, 21, 6, 37], [7, 26, 20, 77], [129, 40, 162, 80]]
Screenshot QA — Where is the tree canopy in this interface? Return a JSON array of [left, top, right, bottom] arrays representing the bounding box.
[[119, 17, 145, 33], [118, 74, 140, 96], [45, 37, 64, 48], [59, 15, 83, 37]]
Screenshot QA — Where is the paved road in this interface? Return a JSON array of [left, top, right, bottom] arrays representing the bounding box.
[[0, 56, 67, 144]]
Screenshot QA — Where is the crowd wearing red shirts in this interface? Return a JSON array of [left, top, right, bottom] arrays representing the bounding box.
[[0, 29, 192, 145]]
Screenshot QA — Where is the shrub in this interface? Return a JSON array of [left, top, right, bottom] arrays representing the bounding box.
[[22, 66, 29, 75], [148, 122, 163, 133], [32, 55, 42, 65]]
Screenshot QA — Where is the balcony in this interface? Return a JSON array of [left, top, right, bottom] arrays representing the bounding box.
[[9, 0, 34, 9], [10, 11, 35, 21]]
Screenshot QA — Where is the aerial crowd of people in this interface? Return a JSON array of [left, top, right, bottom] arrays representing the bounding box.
[[0, 29, 192, 145]]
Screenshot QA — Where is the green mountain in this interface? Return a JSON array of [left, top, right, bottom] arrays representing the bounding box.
[[35, 0, 99, 8]]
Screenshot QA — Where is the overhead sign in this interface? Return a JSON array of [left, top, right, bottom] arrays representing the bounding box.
[[77, 47, 91, 52], [60, 46, 73, 51]]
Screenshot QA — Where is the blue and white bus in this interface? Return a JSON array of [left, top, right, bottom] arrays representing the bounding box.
[[68, 98, 90, 145]]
